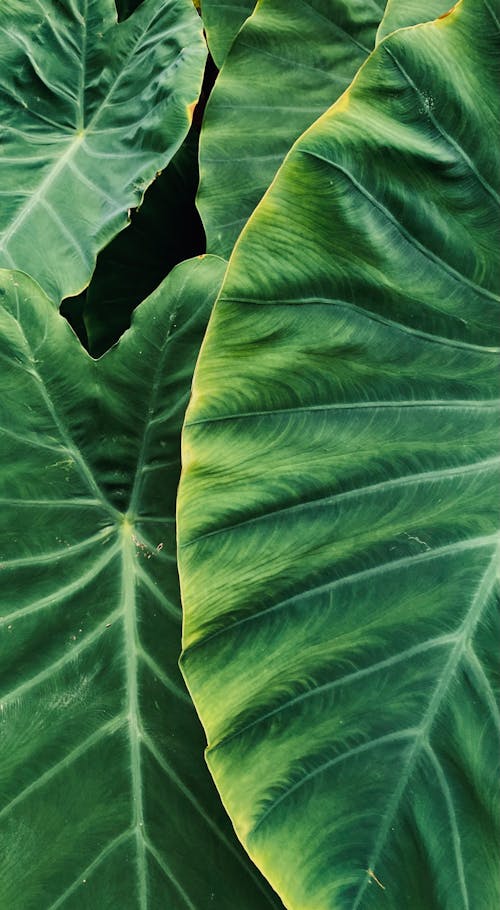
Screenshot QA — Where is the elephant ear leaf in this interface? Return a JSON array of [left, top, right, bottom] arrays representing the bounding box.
[[178, 3, 500, 909], [200, 0, 256, 68], [0, 259, 283, 909], [0, 0, 206, 302], [198, 0, 452, 262]]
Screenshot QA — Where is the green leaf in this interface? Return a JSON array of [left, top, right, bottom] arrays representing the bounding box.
[[178, 3, 500, 908], [0, 260, 283, 909], [377, 0, 452, 41], [198, 0, 386, 259], [80, 127, 205, 357], [200, 0, 256, 68], [0, 0, 206, 302]]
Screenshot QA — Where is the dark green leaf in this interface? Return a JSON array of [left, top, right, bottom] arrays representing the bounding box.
[[198, 0, 386, 259], [0, 259, 283, 910], [200, 0, 256, 67], [178, 3, 500, 907], [0, 0, 205, 302]]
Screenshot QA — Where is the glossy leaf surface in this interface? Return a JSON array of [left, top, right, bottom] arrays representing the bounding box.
[[198, 0, 388, 259], [200, 0, 256, 67], [0, 0, 205, 302], [0, 260, 283, 909], [178, 3, 500, 908]]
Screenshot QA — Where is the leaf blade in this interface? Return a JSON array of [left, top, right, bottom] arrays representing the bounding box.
[[0, 0, 206, 301], [178, 3, 500, 907], [0, 260, 283, 908]]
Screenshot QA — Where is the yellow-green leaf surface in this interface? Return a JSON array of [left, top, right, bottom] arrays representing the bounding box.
[[0, 260, 284, 909], [0, 0, 205, 303], [198, 0, 387, 259], [178, 3, 500, 908], [200, 0, 255, 67], [198, 0, 455, 260]]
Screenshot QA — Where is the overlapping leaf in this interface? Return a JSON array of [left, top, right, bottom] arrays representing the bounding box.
[[377, 0, 454, 40], [0, 259, 283, 909], [200, 0, 256, 67], [178, 2, 500, 908], [197, 0, 387, 258], [0, 0, 205, 302], [79, 128, 205, 356], [198, 0, 457, 260]]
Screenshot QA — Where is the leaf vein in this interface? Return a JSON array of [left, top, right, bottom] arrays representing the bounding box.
[[182, 457, 500, 548], [184, 535, 497, 655], [0, 716, 126, 822], [299, 148, 499, 302]]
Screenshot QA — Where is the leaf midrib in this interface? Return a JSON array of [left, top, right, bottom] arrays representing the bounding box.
[[384, 44, 500, 208], [300, 147, 500, 303], [121, 524, 147, 907], [0, 1, 171, 259]]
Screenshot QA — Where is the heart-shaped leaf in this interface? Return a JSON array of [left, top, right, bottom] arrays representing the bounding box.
[[199, 0, 454, 260], [0, 0, 205, 302], [178, 3, 500, 908], [0, 259, 283, 909]]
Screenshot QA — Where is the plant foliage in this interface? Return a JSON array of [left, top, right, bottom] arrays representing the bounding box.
[[0, 260, 282, 908], [178, 1, 500, 907], [0, 0, 498, 907], [0, 0, 205, 300]]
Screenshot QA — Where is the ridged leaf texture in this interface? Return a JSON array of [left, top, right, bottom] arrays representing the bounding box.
[[0, 260, 283, 909], [198, 0, 386, 259], [178, 3, 500, 908], [0, 0, 205, 302]]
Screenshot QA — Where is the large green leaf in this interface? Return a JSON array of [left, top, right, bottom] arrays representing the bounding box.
[[0, 259, 283, 909], [198, 0, 456, 260], [0, 0, 205, 302], [178, 3, 500, 908], [200, 0, 256, 68], [198, 0, 386, 259]]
